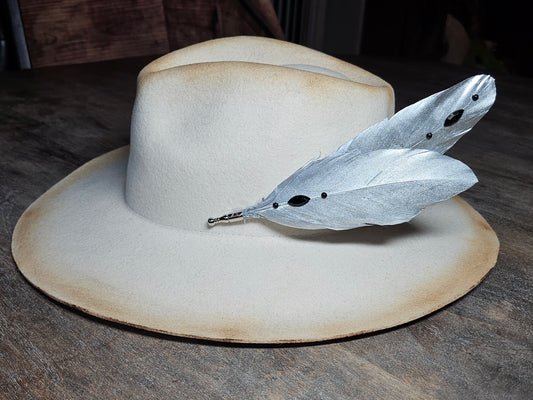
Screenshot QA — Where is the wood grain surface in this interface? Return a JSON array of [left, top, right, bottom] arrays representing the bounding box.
[[0, 55, 531, 399]]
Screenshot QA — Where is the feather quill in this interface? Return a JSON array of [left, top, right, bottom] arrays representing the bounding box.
[[208, 75, 496, 230]]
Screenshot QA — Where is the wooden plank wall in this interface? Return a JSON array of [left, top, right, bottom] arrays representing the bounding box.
[[18, 0, 283, 68], [163, 0, 277, 50], [19, 0, 170, 67]]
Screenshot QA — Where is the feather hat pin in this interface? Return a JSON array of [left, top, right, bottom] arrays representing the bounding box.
[[209, 75, 496, 230]]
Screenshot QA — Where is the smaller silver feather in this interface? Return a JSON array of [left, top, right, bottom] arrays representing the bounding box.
[[337, 74, 496, 156]]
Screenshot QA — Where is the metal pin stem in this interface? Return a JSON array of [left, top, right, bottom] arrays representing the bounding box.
[[208, 211, 244, 226]]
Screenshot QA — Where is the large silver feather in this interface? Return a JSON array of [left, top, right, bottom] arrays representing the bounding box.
[[208, 75, 495, 230], [242, 149, 477, 230]]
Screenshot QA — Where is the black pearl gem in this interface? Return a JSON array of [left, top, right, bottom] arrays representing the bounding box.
[[472, 94, 479, 101], [321, 192, 327, 198], [288, 195, 310, 207], [273, 202, 279, 209], [444, 109, 464, 127], [426, 132, 432, 139]]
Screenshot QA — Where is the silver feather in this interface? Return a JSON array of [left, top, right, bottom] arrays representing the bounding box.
[[242, 149, 477, 230], [337, 74, 496, 156], [208, 75, 496, 230]]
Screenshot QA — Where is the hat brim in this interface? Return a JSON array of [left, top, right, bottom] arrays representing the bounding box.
[[12, 146, 499, 343]]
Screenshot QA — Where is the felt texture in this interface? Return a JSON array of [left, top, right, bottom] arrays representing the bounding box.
[[12, 37, 499, 342], [126, 37, 394, 231]]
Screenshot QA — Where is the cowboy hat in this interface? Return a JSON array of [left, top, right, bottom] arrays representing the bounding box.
[[12, 37, 498, 343]]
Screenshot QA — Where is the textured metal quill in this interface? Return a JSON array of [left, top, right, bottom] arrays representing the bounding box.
[[208, 75, 496, 230]]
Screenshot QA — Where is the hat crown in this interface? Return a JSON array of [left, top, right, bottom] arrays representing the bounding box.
[[125, 37, 393, 234]]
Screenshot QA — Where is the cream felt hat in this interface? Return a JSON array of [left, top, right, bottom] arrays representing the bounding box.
[[12, 37, 498, 343]]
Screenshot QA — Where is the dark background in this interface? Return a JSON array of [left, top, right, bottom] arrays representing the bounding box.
[[1, 0, 532, 76], [362, 0, 533, 76]]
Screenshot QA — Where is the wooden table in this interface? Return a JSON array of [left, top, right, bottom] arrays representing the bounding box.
[[1, 55, 531, 399]]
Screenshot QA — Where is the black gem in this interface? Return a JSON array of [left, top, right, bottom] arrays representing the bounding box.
[[444, 109, 464, 127], [288, 195, 310, 207], [426, 132, 432, 139], [472, 94, 479, 101], [273, 202, 279, 209], [321, 192, 327, 199]]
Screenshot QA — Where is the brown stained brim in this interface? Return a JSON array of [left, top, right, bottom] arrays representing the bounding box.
[[12, 147, 499, 343]]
